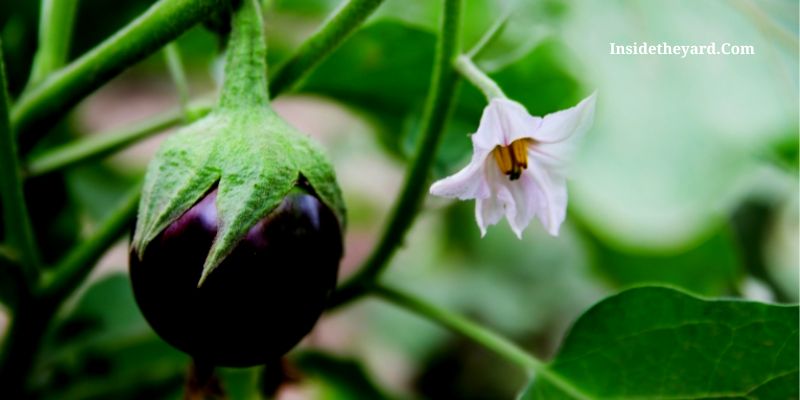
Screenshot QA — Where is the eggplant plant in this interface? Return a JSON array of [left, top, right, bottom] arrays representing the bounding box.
[[0, 0, 796, 398]]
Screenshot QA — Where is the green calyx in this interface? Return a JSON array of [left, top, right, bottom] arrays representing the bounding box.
[[131, 0, 346, 286]]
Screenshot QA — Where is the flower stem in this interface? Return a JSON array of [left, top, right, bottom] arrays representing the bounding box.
[[329, 0, 462, 308], [454, 54, 506, 100], [27, 0, 79, 86], [25, 99, 213, 177], [373, 284, 593, 400], [270, 0, 385, 95], [11, 0, 226, 153], [465, 6, 512, 60], [0, 42, 41, 282], [217, 0, 270, 111], [163, 42, 191, 120]]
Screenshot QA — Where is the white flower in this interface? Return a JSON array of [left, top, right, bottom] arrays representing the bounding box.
[[430, 93, 596, 238]]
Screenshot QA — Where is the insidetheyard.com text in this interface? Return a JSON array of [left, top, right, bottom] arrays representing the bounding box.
[[609, 42, 755, 57]]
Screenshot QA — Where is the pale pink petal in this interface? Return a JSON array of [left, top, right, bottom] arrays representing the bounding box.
[[430, 153, 490, 200], [529, 141, 573, 172], [471, 98, 541, 150], [499, 172, 538, 239], [471, 100, 504, 152], [494, 98, 543, 144], [526, 161, 568, 236], [475, 164, 510, 236], [531, 92, 596, 144], [475, 197, 504, 237]]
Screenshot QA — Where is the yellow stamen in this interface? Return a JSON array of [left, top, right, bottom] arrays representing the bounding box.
[[492, 145, 513, 175], [511, 139, 531, 169], [492, 138, 532, 181]]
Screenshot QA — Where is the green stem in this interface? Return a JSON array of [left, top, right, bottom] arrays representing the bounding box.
[[217, 0, 269, 111], [0, 173, 140, 399], [12, 0, 225, 152], [465, 6, 511, 59], [39, 180, 141, 302], [269, 0, 385, 95], [25, 99, 213, 177], [373, 284, 593, 400], [27, 0, 79, 86], [454, 54, 505, 100], [329, 0, 461, 308], [18, 0, 385, 174], [0, 42, 41, 281], [163, 43, 191, 120]]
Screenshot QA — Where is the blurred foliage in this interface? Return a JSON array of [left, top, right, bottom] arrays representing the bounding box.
[[0, 0, 796, 398], [293, 351, 397, 400], [36, 274, 187, 399]]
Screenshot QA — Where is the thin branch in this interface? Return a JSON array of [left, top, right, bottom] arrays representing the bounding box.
[[163, 42, 191, 120], [25, 99, 213, 177], [0, 42, 41, 281], [39, 180, 142, 302], [27, 0, 79, 86], [373, 284, 593, 400], [269, 0, 386, 95], [465, 5, 512, 59], [329, 0, 462, 308], [11, 0, 225, 153]]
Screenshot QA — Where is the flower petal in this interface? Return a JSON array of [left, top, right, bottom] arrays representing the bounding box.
[[501, 171, 537, 239], [472, 98, 541, 151], [430, 154, 490, 200], [476, 196, 504, 237], [531, 92, 597, 144], [526, 161, 568, 236], [475, 163, 510, 236]]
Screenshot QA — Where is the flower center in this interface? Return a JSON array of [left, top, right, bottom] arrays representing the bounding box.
[[492, 139, 532, 181]]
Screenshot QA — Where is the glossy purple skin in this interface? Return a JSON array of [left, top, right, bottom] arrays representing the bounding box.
[[129, 187, 342, 367]]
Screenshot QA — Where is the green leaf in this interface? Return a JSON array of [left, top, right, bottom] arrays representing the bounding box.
[[521, 286, 799, 399], [294, 351, 396, 400]]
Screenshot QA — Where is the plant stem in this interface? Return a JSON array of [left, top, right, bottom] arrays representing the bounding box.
[[0, 290, 55, 399], [25, 99, 213, 177], [373, 284, 593, 400], [269, 0, 385, 95], [329, 0, 462, 308], [18, 0, 386, 174], [217, 0, 270, 112], [454, 54, 505, 100], [39, 180, 141, 302], [0, 42, 41, 282], [11, 0, 225, 152], [163, 43, 191, 120], [27, 0, 79, 86], [465, 6, 511, 60]]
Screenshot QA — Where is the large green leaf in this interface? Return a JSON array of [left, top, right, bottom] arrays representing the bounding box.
[[521, 286, 799, 399]]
